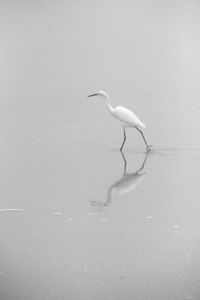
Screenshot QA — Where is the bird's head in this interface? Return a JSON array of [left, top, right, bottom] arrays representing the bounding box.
[[87, 90, 109, 99]]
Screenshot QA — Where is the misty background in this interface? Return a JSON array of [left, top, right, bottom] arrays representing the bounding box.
[[0, 0, 200, 147]]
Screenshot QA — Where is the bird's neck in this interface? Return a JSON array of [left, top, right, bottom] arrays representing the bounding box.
[[103, 95, 115, 116], [107, 102, 115, 116]]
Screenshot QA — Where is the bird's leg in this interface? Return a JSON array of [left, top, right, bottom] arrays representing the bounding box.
[[135, 127, 150, 151], [120, 128, 126, 151], [120, 149, 127, 175]]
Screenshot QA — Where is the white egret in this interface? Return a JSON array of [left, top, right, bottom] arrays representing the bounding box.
[[88, 91, 150, 151]]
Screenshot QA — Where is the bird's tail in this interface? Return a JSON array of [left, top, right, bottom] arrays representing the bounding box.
[[139, 121, 146, 129]]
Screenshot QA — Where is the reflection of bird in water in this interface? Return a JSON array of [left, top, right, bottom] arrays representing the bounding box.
[[90, 150, 149, 207], [105, 151, 148, 206]]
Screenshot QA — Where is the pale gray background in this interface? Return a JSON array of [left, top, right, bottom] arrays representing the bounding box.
[[0, 1, 200, 299], [1, 0, 200, 147]]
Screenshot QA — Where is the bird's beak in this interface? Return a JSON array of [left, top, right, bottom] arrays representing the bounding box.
[[87, 93, 98, 98]]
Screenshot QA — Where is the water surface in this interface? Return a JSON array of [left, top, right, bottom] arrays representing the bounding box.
[[0, 104, 200, 299]]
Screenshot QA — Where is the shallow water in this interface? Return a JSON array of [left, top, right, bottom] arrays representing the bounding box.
[[1, 0, 200, 299], [0, 103, 200, 300]]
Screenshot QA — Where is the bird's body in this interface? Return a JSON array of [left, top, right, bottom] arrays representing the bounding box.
[[88, 90, 150, 151], [111, 106, 146, 129]]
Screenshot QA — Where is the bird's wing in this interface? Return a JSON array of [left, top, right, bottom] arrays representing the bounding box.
[[114, 106, 146, 128]]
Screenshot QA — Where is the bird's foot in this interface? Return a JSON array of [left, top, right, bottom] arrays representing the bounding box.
[[147, 145, 153, 152]]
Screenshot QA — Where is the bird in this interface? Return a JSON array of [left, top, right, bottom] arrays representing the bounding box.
[[87, 90, 150, 151]]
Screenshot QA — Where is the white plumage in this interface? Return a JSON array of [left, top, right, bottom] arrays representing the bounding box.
[[114, 106, 146, 129], [88, 90, 150, 151]]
